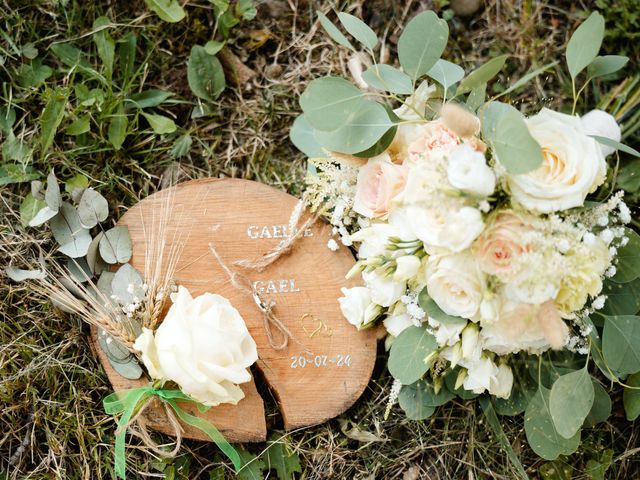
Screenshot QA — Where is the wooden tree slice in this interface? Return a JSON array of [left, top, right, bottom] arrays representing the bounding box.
[[91, 178, 377, 443]]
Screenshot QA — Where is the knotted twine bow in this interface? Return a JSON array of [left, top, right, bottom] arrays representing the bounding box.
[[103, 385, 241, 479]]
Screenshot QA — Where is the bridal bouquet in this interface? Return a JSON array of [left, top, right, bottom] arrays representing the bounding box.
[[7, 174, 257, 478], [292, 10, 640, 462]]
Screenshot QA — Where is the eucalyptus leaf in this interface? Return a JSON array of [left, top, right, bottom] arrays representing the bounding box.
[[427, 59, 465, 93], [141, 112, 177, 134], [313, 101, 393, 154], [388, 326, 437, 385], [97, 271, 115, 298], [398, 384, 437, 420], [99, 225, 132, 264], [353, 123, 397, 158], [125, 89, 173, 110], [617, 160, 640, 193], [337, 12, 377, 50], [612, 228, 640, 283], [524, 386, 581, 460], [111, 263, 144, 306], [50, 202, 92, 258], [28, 205, 58, 227], [108, 103, 128, 150], [549, 367, 594, 438], [97, 329, 143, 380], [40, 88, 68, 157], [498, 61, 559, 98], [587, 55, 629, 79], [5, 265, 46, 281], [457, 55, 508, 95], [144, 0, 186, 23], [289, 115, 325, 158], [602, 315, 640, 375], [300, 76, 366, 131], [591, 135, 640, 158], [67, 257, 93, 283], [566, 12, 605, 79], [362, 64, 412, 94], [187, 45, 225, 101], [78, 188, 109, 228], [397, 11, 449, 80], [86, 232, 106, 275], [494, 372, 536, 416], [483, 102, 543, 174], [44, 170, 61, 211], [20, 193, 46, 227], [317, 12, 354, 51], [623, 372, 640, 421], [583, 381, 611, 427], [600, 278, 640, 316]]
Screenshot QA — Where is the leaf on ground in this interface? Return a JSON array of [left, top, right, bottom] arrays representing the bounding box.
[[264, 435, 302, 480]]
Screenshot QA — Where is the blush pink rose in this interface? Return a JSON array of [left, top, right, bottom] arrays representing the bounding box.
[[408, 121, 460, 162], [353, 156, 407, 219], [475, 211, 532, 279]]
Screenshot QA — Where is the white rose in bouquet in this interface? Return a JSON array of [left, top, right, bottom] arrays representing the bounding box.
[[362, 270, 405, 307], [425, 253, 485, 318], [446, 144, 496, 197], [394, 255, 422, 281], [505, 108, 606, 213], [338, 286, 378, 328], [581, 109, 621, 157], [133, 286, 258, 407], [406, 204, 485, 253]]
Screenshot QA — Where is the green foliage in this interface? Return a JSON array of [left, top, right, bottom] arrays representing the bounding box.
[[337, 13, 377, 50], [397, 11, 449, 80], [187, 46, 226, 102], [362, 65, 413, 95], [418, 287, 467, 326], [566, 12, 605, 79], [549, 367, 594, 439], [623, 372, 640, 420], [144, 0, 186, 23], [264, 435, 302, 480], [602, 315, 640, 375], [611, 228, 640, 283], [457, 55, 508, 95], [399, 380, 454, 420], [427, 59, 465, 93], [317, 12, 355, 51], [289, 115, 325, 158], [584, 382, 612, 427], [300, 77, 365, 131], [388, 326, 437, 385]]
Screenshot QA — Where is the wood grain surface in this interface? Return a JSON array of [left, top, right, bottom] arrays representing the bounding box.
[[91, 178, 377, 442]]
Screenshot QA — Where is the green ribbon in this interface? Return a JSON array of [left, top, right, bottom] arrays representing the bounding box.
[[103, 385, 242, 479]]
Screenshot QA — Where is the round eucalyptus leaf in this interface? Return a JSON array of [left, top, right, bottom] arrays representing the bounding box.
[[317, 12, 354, 51], [99, 225, 132, 264], [337, 12, 377, 50], [549, 367, 594, 439], [300, 76, 365, 132], [427, 59, 465, 93], [97, 329, 143, 380], [28, 205, 58, 227], [86, 232, 107, 275], [457, 55, 508, 95], [388, 326, 437, 385], [362, 65, 412, 95], [290, 115, 325, 158], [602, 315, 640, 375], [44, 170, 61, 211], [623, 372, 640, 421], [314, 101, 393, 154], [397, 11, 448, 80], [398, 383, 438, 420], [66, 257, 93, 283], [584, 381, 612, 427], [600, 278, 640, 316], [111, 263, 144, 306], [78, 188, 109, 228], [352, 124, 397, 158], [494, 373, 536, 416], [524, 386, 581, 460], [611, 228, 640, 284], [50, 202, 92, 258]]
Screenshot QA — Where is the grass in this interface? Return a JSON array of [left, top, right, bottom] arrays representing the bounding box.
[[1, 0, 640, 478]]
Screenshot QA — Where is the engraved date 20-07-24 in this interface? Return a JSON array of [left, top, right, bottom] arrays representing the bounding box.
[[290, 354, 352, 369]]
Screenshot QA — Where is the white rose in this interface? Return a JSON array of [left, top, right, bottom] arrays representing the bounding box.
[[505, 108, 607, 213], [463, 356, 499, 394], [383, 312, 414, 337], [503, 269, 559, 305], [581, 109, 621, 157], [133, 286, 258, 406], [425, 253, 485, 318], [447, 143, 496, 197], [362, 270, 405, 307], [489, 363, 514, 399], [338, 286, 375, 328], [394, 255, 422, 281], [406, 204, 484, 253]]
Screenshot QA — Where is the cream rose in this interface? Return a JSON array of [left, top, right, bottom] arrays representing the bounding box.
[[446, 144, 496, 197], [581, 109, 621, 157], [475, 210, 532, 279], [505, 108, 607, 213], [407, 204, 485, 253], [408, 121, 460, 163], [353, 154, 407, 219], [133, 286, 258, 407], [425, 253, 485, 319]]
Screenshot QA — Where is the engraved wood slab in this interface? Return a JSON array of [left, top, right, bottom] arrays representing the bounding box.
[[91, 178, 377, 442]]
